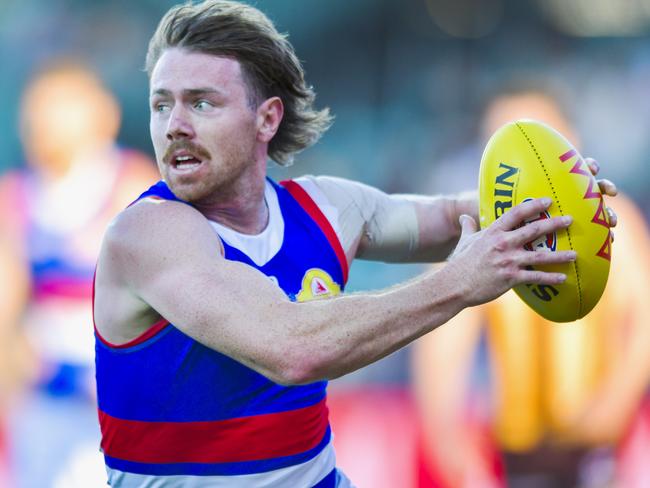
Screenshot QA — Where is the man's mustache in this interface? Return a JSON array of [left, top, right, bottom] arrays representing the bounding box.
[[163, 141, 211, 164]]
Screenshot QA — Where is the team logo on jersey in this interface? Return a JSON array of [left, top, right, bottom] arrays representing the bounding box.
[[296, 268, 341, 302], [521, 198, 557, 252]]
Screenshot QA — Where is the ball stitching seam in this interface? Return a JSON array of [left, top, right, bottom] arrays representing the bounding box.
[[515, 122, 583, 316]]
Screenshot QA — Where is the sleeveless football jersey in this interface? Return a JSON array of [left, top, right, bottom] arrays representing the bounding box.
[[95, 178, 350, 487]]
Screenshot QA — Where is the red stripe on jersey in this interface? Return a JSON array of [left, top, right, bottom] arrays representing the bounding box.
[[280, 180, 349, 284], [95, 318, 171, 349], [99, 397, 329, 464]]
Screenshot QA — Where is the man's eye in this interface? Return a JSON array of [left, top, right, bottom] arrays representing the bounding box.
[[194, 100, 213, 111], [154, 103, 170, 113]]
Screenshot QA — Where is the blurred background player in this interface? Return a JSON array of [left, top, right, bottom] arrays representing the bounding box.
[[0, 236, 29, 488], [413, 84, 650, 488], [0, 61, 157, 487]]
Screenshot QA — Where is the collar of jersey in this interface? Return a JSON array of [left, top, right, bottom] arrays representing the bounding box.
[[208, 179, 284, 267]]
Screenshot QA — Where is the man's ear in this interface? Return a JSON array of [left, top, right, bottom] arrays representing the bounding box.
[[256, 96, 284, 143]]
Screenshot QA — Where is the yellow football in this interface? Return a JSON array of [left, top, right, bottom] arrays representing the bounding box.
[[478, 119, 612, 322]]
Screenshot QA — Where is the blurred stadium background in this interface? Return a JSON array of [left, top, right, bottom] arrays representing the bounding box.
[[2, 1, 650, 487], [3, 0, 650, 288], [3, 0, 650, 196]]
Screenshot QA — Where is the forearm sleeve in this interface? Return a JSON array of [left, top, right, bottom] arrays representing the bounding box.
[[294, 175, 420, 262]]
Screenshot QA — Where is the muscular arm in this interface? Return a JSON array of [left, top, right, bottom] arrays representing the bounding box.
[[299, 175, 477, 263], [304, 168, 615, 265], [94, 197, 573, 386]]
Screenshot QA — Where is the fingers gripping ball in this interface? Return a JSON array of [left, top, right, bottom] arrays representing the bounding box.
[[519, 201, 556, 252], [478, 119, 612, 322]]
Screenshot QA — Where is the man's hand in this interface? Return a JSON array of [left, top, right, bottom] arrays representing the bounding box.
[[447, 197, 576, 307], [586, 157, 618, 230]]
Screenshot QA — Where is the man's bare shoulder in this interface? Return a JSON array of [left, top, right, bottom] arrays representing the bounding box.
[[103, 198, 212, 257], [112, 195, 201, 229], [99, 196, 228, 292], [95, 197, 222, 343]]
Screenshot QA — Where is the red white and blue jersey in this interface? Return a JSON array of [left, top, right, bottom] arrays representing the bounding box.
[[2, 150, 149, 397], [94, 178, 351, 487]]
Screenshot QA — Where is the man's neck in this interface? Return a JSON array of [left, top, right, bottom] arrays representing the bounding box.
[[193, 173, 269, 236]]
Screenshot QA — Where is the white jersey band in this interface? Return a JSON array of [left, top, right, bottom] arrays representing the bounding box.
[[105, 438, 350, 488]]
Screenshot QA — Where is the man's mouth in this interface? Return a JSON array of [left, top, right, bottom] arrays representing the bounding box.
[[164, 142, 211, 173], [172, 154, 202, 170]]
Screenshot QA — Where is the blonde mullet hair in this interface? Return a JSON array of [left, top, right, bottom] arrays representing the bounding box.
[[146, 0, 333, 166]]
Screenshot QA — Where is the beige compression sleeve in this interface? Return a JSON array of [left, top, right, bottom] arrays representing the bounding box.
[[294, 175, 420, 262]]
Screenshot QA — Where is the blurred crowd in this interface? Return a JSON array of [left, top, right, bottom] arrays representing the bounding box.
[[2, 1, 650, 487], [0, 62, 157, 487]]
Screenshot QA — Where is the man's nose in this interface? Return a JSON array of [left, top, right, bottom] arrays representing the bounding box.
[[166, 106, 195, 141]]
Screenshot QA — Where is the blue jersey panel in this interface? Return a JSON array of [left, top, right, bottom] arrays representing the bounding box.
[[96, 325, 326, 421]]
